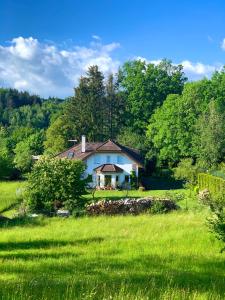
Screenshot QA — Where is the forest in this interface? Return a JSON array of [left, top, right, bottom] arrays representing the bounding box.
[[0, 59, 225, 179]]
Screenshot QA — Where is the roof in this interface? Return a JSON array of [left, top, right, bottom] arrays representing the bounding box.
[[57, 139, 144, 166], [94, 164, 124, 173]]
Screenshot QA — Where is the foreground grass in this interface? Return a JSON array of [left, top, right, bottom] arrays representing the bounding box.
[[0, 212, 224, 299], [0, 181, 224, 299], [0, 181, 25, 213]]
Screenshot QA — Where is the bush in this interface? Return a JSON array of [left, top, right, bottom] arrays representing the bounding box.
[[25, 157, 89, 214], [130, 170, 138, 189], [149, 201, 166, 214], [173, 158, 200, 187], [207, 192, 225, 252]]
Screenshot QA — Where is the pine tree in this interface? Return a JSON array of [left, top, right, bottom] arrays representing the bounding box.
[[66, 66, 106, 142]]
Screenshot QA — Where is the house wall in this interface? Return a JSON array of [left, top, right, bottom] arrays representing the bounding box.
[[84, 153, 138, 186]]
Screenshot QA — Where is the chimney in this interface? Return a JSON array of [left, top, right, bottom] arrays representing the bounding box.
[[81, 135, 86, 153]]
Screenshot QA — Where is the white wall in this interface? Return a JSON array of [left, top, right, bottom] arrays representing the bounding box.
[[85, 152, 137, 176]]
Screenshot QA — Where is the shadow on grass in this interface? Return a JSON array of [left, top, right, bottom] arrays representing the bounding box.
[[0, 252, 224, 299], [0, 217, 46, 228], [0, 237, 104, 251]]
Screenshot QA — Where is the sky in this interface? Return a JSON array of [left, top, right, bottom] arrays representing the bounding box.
[[0, 0, 225, 98]]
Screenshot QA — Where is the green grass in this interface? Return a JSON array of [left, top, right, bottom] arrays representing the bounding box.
[[0, 181, 25, 214], [0, 182, 224, 299]]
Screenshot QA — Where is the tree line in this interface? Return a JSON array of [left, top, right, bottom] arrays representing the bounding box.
[[0, 58, 225, 179]]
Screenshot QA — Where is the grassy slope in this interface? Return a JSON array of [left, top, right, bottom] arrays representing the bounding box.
[[0, 182, 224, 300]]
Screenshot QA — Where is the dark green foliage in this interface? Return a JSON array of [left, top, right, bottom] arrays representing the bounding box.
[[149, 201, 166, 214], [0, 88, 64, 177], [130, 170, 138, 189], [198, 173, 225, 195], [206, 192, 225, 252], [44, 116, 73, 155], [118, 59, 187, 134], [65, 67, 125, 142], [195, 101, 225, 168], [65, 66, 106, 142], [174, 158, 201, 187], [146, 80, 211, 164], [25, 158, 88, 213], [117, 127, 144, 150]]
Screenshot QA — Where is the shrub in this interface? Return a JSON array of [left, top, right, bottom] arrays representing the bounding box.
[[25, 157, 89, 214], [207, 192, 225, 252], [149, 201, 166, 214], [130, 170, 138, 189], [173, 158, 200, 187]]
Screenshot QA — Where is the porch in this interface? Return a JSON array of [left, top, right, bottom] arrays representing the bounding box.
[[94, 164, 130, 189]]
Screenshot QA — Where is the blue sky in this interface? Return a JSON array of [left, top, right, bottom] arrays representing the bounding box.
[[0, 0, 225, 97]]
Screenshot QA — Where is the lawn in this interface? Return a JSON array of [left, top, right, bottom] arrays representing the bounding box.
[[0, 181, 25, 214], [0, 182, 224, 300]]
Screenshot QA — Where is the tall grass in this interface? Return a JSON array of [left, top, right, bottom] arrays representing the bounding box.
[[0, 212, 224, 299], [0, 181, 25, 213], [0, 181, 224, 299]]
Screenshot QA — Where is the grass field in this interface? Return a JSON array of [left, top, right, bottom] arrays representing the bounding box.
[[0, 181, 25, 214], [0, 182, 224, 299]]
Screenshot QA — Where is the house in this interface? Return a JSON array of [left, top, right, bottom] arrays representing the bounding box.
[[57, 136, 144, 189]]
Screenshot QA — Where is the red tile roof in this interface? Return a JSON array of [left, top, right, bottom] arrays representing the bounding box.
[[56, 139, 144, 166], [94, 164, 124, 173]]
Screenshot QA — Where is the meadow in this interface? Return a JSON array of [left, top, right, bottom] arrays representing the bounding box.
[[0, 182, 224, 300], [0, 181, 25, 214]]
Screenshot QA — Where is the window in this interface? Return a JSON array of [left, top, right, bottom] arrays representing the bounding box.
[[67, 152, 74, 159], [125, 175, 130, 183], [106, 155, 111, 163], [117, 155, 123, 164]]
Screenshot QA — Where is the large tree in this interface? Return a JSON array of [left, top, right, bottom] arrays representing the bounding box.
[[104, 74, 126, 139], [118, 59, 187, 134], [195, 100, 225, 168], [146, 80, 211, 165], [66, 66, 106, 142]]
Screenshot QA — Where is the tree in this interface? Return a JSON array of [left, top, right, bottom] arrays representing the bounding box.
[[14, 131, 45, 173], [65, 66, 106, 142], [118, 59, 187, 134], [0, 127, 14, 179], [25, 158, 88, 213], [104, 74, 126, 139], [117, 127, 144, 150], [195, 101, 225, 168], [146, 80, 211, 165], [44, 116, 73, 155]]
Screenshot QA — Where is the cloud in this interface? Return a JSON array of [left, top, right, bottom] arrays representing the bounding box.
[[221, 38, 225, 51], [0, 36, 120, 98], [136, 57, 221, 80], [180, 60, 221, 79], [92, 35, 101, 41]]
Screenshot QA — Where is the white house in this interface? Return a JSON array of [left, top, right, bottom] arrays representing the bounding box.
[[57, 136, 144, 189]]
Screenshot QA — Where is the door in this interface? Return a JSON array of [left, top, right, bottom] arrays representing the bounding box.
[[105, 175, 112, 187]]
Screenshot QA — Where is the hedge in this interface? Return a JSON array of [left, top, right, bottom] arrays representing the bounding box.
[[198, 173, 225, 195]]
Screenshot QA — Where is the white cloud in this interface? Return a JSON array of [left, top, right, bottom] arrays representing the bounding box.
[[92, 35, 101, 41], [180, 60, 220, 78], [221, 38, 225, 51], [136, 57, 222, 80], [0, 36, 120, 98]]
